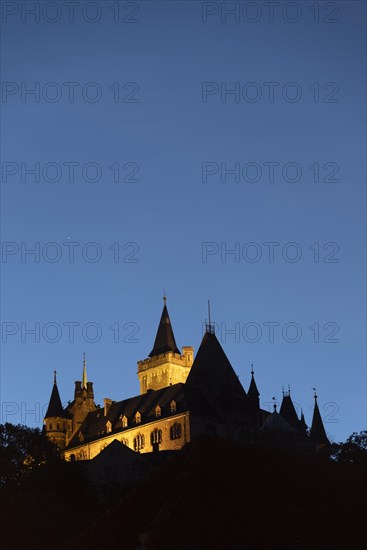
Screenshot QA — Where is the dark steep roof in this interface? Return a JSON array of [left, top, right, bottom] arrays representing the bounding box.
[[149, 302, 180, 357], [67, 383, 219, 449], [310, 398, 330, 446], [279, 394, 300, 430], [248, 373, 260, 397], [45, 382, 68, 419], [185, 331, 247, 404]]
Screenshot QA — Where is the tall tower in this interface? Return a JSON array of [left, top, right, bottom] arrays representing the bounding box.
[[137, 296, 194, 394], [44, 371, 72, 451], [69, 354, 97, 433]]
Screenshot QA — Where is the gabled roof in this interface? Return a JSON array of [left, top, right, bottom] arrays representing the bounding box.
[[310, 397, 330, 446], [279, 394, 300, 430], [45, 378, 69, 419], [149, 301, 180, 357], [185, 331, 247, 403]]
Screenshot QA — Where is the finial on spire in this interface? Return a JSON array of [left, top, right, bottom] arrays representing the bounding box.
[[272, 396, 277, 412], [163, 290, 166, 305], [312, 387, 317, 400], [288, 384, 291, 394], [205, 300, 215, 334], [53, 370, 57, 384], [251, 364, 254, 376], [82, 353, 88, 389], [282, 385, 284, 396]]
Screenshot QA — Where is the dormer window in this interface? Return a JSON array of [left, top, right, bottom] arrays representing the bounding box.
[[78, 432, 84, 442], [135, 411, 141, 424], [155, 405, 161, 418], [170, 400, 176, 413], [106, 420, 112, 433], [122, 415, 128, 428]]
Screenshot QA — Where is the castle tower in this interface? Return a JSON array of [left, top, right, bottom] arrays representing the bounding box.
[[44, 371, 71, 451], [310, 390, 330, 448], [69, 354, 97, 433], [137, 296, 194, 394]]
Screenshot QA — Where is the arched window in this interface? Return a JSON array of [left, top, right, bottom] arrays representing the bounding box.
[[49, 423, 53, 430], [151, 428, 162, 445], [135, 411, 141, 424], [122, 415, 128, 428], [134, 433, 145, 451], [106, 420, 112, 433], [170, 423, 182, 440], [155, 405, 161, 418], [121, 438, 128, 446], [170, 400, 176, 413]]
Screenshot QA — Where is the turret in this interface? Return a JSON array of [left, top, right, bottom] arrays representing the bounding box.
[[247, 365, 260, 410], [137, 296, 193, 393], [44, 371, 71, 451], [310, 389, 330, 450]]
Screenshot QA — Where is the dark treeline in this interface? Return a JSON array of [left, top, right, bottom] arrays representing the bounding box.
[[0, 424, 366, 550]]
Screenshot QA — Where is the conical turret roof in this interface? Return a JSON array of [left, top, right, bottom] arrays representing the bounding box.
[[149, 298, 180, 357], [45, 372, 68, 419], [310, 394, 330, 445]]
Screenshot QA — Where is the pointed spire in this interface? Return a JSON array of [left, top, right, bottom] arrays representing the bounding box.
[[310, 390, 330, 446], [82, 352, 87, 389], [148, 296, 180, 357], [248, 364, 260, 397], [45, 372, 67, 418]]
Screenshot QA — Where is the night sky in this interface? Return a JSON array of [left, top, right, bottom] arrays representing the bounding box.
[[1, 0, 366, 443]]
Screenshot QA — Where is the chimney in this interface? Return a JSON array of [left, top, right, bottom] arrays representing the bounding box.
[[104, 398, 112, 416]]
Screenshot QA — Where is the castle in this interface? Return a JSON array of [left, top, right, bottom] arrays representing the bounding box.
[[44, 298, 330, 460]]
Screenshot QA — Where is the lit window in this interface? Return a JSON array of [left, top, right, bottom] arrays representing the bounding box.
[[134, 433, 145, 451], [170, 400, 176, 413], [106, 420, 112, 433], [135, 411, 141, 424], [170, 423, 182, 440], [151, 428, 162, 445], [122, 415, 128, 428], [155, 405, 161, 418]]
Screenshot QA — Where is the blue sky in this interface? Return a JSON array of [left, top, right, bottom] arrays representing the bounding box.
[[1, 0, 366, 442]]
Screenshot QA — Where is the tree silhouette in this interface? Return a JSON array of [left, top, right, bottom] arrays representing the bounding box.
[[0, 422, 61, 488], [331, 430, 367, 465]]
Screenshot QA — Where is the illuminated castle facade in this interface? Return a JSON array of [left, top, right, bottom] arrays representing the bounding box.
[[44, 298, 330, 460]]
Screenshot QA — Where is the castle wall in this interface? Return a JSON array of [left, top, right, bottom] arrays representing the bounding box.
[[64, 412, 191, 461]]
